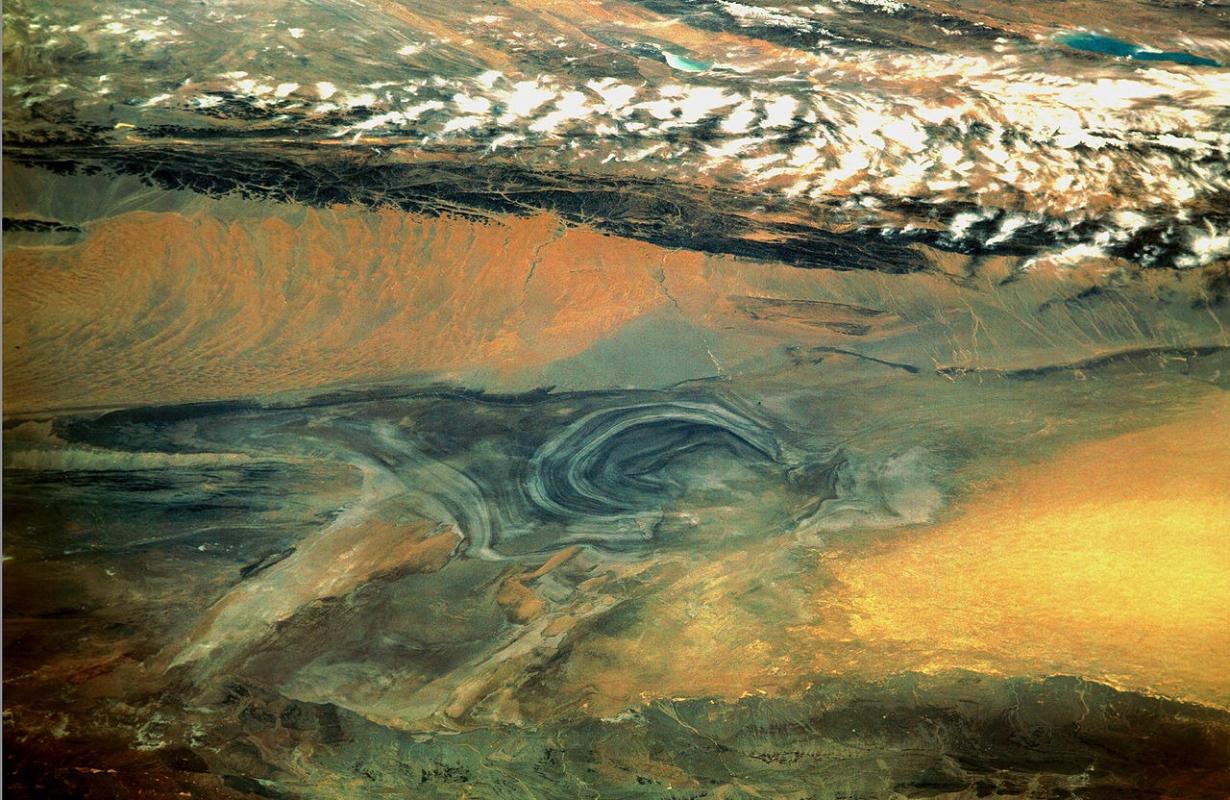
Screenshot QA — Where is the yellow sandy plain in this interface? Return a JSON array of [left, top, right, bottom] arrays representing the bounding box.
[[825, 391, 1230, 707]]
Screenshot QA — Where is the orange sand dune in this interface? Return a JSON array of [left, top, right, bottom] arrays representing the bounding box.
[[2, 202, 930, 412], [6, 201, 1225, 413], [3, 209, 688, 411]]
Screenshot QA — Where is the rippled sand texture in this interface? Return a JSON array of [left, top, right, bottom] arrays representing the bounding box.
[[5, 0, 1230, 798]]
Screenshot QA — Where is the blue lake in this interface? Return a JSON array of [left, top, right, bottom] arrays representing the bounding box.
[[663, 51, 710, 72], [1060, 31, 1219, 67]]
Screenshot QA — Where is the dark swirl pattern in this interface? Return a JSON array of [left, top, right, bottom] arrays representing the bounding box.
[[525, 400, 784, 548]]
